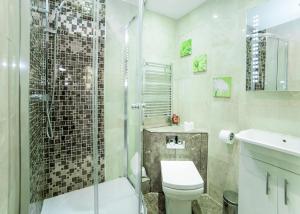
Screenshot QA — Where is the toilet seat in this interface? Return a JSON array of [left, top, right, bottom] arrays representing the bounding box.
[[161, 161, 204, 190], [161, 161, 204, 214], [163, 186, 204, 200]]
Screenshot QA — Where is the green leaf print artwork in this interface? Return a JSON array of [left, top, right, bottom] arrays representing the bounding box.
[[193, 54, 207, 73], [213, 77, 232, 98], [180, 39, 192, 57]]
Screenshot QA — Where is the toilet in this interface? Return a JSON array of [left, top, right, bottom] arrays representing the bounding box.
[[160, 161, 204, 214]]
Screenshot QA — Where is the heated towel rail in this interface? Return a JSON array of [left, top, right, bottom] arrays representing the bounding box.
[[143, 62, 172, 120]]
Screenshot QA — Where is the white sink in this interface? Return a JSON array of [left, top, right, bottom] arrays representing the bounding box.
[[236, 129, 300, 157]]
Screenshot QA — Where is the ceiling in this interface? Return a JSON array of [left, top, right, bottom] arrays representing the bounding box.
[[123, 0, 207, 20]]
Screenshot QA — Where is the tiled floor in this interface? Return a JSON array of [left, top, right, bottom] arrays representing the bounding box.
[[193, 194, 223, 214], [144, 192, 165, 214], [144, 193, 222, 214]]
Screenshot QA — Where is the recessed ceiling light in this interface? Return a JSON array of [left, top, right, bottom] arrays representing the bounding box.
[[213, 14, 219, 19]]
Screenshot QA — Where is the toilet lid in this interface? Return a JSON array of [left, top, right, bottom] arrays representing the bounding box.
[[161, 161, 204, 190]]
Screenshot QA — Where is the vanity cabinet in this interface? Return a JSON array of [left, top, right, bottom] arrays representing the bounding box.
[[277, 168, 300, 214], [239, 156, 277, 214], [236, 129, 300, 214], [239, 149, 300, 214]]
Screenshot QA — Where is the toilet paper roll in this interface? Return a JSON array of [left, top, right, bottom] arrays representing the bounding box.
[[219, 130, 235, 144]]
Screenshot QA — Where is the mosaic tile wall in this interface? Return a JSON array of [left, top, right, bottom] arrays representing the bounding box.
[[246, 33, 266, 90], [43, 0, 105, 198], [29, 0, 106, 205], [29, 8, 47, 213]]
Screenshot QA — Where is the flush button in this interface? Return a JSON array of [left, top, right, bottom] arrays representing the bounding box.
[[166, 136, 185, 149]]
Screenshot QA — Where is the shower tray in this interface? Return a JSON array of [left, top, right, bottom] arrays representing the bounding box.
[[41, 177, 139, 214]]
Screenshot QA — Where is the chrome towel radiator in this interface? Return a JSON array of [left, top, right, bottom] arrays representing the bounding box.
[[143, 61, 172, 120]]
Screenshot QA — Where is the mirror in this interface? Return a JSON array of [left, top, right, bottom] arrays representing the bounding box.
[[246, 0, 300, 91]]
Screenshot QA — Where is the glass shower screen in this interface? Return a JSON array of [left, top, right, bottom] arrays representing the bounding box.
[[23, 0, 144, 213]]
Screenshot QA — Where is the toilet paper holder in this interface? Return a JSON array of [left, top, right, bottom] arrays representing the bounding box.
[[219, 130, 235, 144]]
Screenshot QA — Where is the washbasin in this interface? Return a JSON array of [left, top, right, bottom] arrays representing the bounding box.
[[236, 129, 300, 157]]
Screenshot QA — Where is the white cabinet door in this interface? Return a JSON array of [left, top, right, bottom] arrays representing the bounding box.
[[239, 156, 277, 214], [278, 169, 300, 214]]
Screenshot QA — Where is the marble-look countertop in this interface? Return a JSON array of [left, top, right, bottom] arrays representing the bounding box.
[[145, 126, 208, 134]]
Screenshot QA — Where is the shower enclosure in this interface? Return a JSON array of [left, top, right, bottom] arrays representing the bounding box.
[[20, 0, 145, 213]]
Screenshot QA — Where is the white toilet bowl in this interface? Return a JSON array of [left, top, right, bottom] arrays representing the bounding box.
[[161, 161, 204, 214]]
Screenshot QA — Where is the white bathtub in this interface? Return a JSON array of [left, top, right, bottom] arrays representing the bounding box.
[[41, 177, 139, 214]]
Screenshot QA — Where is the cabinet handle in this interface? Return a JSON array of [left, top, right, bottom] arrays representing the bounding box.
[[284, 179, 288, 205], [266, 172, 270, 195]]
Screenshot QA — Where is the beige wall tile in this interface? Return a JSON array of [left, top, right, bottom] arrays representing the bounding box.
[[0, 0, 20, 212], [0, 0, 10, 210], [174, 0, 300, 204]]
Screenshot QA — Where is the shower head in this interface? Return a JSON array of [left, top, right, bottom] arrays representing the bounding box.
[[54, 0, 67, 30], [58, 0, 66, 11]]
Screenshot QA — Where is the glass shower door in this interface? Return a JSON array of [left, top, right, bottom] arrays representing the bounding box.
[[124, 0, 144, 213], [91, 0, 100, 213], [93, 0, 144, 212]]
